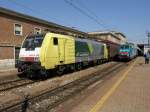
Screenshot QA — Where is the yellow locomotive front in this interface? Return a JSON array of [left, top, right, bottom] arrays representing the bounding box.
[[17, 33, 76, 78]]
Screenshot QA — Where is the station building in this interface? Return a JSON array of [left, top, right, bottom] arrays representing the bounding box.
[[88, 31, 127, 44]]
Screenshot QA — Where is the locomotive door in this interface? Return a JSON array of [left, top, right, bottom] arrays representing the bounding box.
[[58, 38, 66, 63], [107, 44, 111, 58]]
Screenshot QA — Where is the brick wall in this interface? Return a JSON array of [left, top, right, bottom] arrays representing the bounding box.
[[0, 46, 14, 59], [0, 13, 51, 60], [0, 14, 48, 46]]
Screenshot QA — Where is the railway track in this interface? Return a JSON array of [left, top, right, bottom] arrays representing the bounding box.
[[0, 78, 38, 92], [0, 60, 132, 112]]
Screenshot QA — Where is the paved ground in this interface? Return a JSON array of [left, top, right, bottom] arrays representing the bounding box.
[[53, 57, 150, 112], [99, 57, 150, 112]]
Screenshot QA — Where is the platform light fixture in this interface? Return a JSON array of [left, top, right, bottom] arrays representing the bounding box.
[[146, 31, 150, 46]]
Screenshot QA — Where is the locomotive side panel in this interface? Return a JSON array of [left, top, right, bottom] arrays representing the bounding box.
[[75, 39, 90, 63], [40, 33, 75, 69], [91, 41, 104, 60], [104, 44, 108, 59], [40, 33, 59, 69], [63, 36, 75, 65]]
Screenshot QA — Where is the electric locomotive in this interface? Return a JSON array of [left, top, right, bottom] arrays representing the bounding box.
[[17, 32, 108, 78], [118, 43, 137, 60]]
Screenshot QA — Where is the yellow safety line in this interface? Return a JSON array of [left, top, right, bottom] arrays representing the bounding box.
[[89, 59, 137, 112]]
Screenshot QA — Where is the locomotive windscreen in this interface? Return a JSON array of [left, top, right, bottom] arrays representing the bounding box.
[[22, 34, 45, 50], [120, 45, 129, 49]]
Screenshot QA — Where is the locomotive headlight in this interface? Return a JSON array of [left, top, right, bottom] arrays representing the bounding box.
[[19, 57, 25, 61]]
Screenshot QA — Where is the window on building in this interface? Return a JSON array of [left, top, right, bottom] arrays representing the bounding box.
[[34, 27, 41, 34], [14, 24, 22, 36]]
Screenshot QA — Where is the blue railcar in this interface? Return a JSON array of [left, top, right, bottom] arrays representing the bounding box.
[[118, 43, 137, 60]]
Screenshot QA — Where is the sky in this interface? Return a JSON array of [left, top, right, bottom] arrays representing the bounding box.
[[0, 0, 150, 44]]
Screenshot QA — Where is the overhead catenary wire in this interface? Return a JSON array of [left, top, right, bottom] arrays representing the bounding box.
[[69, 0, 122, 32], [74, 0, 110, 29], [64, 0, 109, 30]]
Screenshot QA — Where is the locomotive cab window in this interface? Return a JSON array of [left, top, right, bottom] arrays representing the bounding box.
[[53, 37, 58, 45], [22, 34, 45, 50]]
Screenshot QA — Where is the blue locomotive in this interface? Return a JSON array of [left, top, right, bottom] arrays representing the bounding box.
[[118, 43, 137, 60]]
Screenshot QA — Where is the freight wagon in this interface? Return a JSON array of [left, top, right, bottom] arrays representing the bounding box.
[[101, 40, 120, 60]]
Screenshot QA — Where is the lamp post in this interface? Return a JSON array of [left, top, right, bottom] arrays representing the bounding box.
[[146, 31, 150, 46], [148, 32, 150, 46]]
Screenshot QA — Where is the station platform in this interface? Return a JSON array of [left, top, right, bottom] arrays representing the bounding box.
[[54, 57, 150, 112], [90, 57, 150, 112]]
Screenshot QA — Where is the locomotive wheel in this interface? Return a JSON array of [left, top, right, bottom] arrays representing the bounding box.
[[76, 63, 82, 70], [70, 64, 76, 71], [97, 60, 101, 65], [38, 69, 48, 78], [26, 70, 35, 79], [83, 61, 88, 67], [56, 65, 66, 76], [92, 60, 97, 65]]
